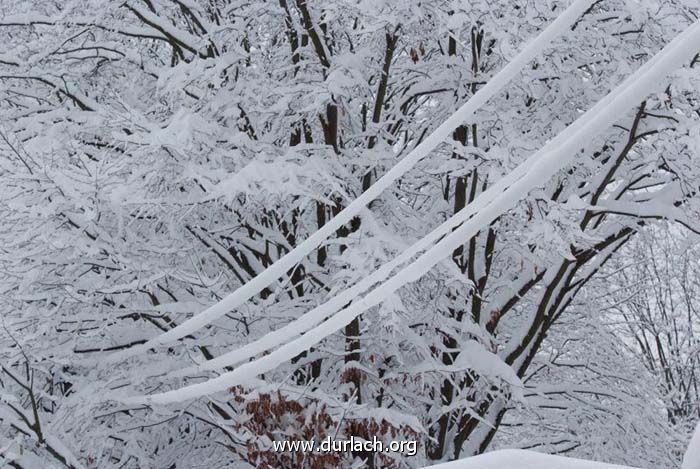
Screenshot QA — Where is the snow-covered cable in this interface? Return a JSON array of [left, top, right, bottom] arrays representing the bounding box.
[[167, 80, 582, 377], [106, 0, 597, 363], [123, 17, 700, 404]]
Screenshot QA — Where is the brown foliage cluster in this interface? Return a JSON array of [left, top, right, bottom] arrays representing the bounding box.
[[230, 387, 420, 468], [231, 387, 339, 468]]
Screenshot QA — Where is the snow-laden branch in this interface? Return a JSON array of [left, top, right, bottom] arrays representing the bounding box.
[[121, 18, 700, 405], [594, 199, 700, 235], [0, 14, 168, 41], [122, 2, 209, 57], [0, 404, 85, 469], [106, 0, 597, 363]]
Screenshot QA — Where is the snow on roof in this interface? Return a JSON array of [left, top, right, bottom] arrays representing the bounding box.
[[422, 450, 643, 469], [683, 421, 700, 469]]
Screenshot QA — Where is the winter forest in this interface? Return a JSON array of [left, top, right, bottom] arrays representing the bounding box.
[[1, 0, 700, 468]]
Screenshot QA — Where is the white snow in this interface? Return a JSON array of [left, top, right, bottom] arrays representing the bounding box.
[[106, 0, 597, 364], [123, 2, 204, 53], [421, 449, 643, 469], [683, 420, 700, 469], [120, 15, 700, 405]]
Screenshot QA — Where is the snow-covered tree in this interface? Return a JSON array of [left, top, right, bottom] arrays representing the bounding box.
[[1, 0, 699, 467], [604, 228, 700, 427]]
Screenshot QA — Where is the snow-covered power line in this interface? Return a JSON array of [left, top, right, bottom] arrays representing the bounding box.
[[121, 17, 700, 405], [106, 0, 597, 363]]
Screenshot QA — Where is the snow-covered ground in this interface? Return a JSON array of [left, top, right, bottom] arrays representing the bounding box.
[[423, 450, 642, 469]]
